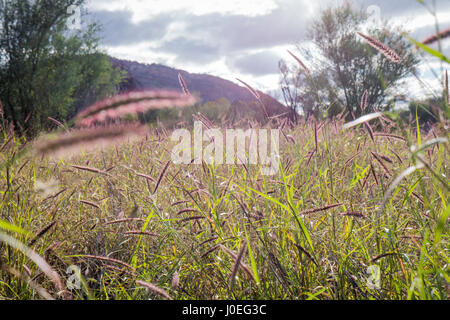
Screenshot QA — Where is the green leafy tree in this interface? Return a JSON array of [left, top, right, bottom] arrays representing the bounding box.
[[281, 3, 420, 119], [0, 0, 124, 135]]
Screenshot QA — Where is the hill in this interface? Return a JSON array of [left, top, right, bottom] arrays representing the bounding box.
[[109, 57, 287, 117]]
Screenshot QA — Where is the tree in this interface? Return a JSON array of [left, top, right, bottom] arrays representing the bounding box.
[[0, 0, 124, 135], [281, 3, 420, 120], [279, 59, 324, 122]]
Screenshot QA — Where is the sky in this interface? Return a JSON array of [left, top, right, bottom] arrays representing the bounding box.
[[79, 0, 450, 101]]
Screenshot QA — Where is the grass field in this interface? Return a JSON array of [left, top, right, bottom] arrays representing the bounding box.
[[0, 111, 448, 300]]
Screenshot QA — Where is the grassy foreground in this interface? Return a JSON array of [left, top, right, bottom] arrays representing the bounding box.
[[0, 116, 448, 300]]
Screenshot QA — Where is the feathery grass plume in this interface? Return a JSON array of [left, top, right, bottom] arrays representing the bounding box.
[[341, 152, 361, 176], [200, 236, 219, 246], [171, 200, 190, 207], [343, 151, 361, 167], [104, 218, 145, 226], [283, 132, 296, 144], [370, 252, 399, 263], [299, 203, 343, 216], [294, 243, 318, 267], [220, 244, 255, 282], [171, 272, 180, 290], [71, 165, 109, 175], [360, 90, 368, 112], [198, 112, 215, 128], [43, 189, 64, 204], [364, 123, 375, 142], [236, 78, 261, 100], [176, 208, 200, 215], [135, 172, 156, 183], [136, 280, 172, 300], [287, 49, 311, 75], [47, 117, 66, 130], [0, 231, 65, 295], [400, 186, 424, 205], [76, 90, 197, 127], [121, 165, 157, 183], [306, 149, 316, 166], [374, 152, 394, 164], [201, 244, 220, 259], [34, 124, 148, 159], [192, 113, 212, 130], [372, 151, 392, 176], [24, 112, 32, 124], [153, 161, 171, 194], [422, 27, 450, 45], [228, 240, 247, 289], [370, 164, 379, 186], [123, 230, 160, 237], [343, 112, 383, 129], [267, 251, 290, 288], [28, 220, 57, 246], [356, 32, 402, 63], [179, 216, 205, 223], [1, 264, 54, 300], [178, 73, 191, 95], [373, 132, 406, 142], [22, 264, 32, 277], [80, 200, 101, 209], [81, 255, 135, 272], [389, 147, 404, 164]]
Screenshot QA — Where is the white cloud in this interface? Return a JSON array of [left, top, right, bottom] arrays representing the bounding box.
[[87, 0, 279, 23], [392, 11, 450, 32], [88, 0, 450, 100]]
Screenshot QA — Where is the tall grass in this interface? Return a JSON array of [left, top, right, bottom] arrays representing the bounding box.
[[0, 110, 448, 299], [0, 4, 449, 301]]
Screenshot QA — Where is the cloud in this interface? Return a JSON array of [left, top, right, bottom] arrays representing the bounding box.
[[91, 0, 310, 66], [355, 0, 450, 18], [87, 0, 450, 93], [90, 0, 311, 52], [227, 51, 281, 76], [88, 0, 279, 21], [92, 0, 450, 62], [156, 37, 220, 64], [91, 9, 171, 46], [181, 1, 312, 53]]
